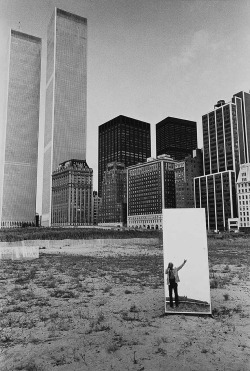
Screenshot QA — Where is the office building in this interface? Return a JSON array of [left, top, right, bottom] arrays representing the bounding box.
[[194, 171, 237, 231], [42, 8, 87, 226], [51, 159, 92, 226], [237, 163, 250, 230], [99, 162, 127, 226], [92, 191, 101, 225], [98, 115, 151, 196], [0, 30, 41, 228], [156, 117, 197, 161], [194, 92, 250, 231], [175, 149, 203, 208], [127, 155, 176, 229]]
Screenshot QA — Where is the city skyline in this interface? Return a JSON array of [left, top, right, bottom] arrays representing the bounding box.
[[0, 0, 250, 215]]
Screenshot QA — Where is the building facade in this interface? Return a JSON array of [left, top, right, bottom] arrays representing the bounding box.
[[194, 171, 237, 231], [92, 191, 101, 225], [127, 155, 176, 229], [0, 30, 41, 228], [51, 159, 92, 226], [42, 8, 87, 226], [175, 149, 203, 208], [98, 115, 151, 196], [99, 162, 127, 226], [194, 92, 250, 231], [156, 117, 197, 161], [237, 163, 250, 230]]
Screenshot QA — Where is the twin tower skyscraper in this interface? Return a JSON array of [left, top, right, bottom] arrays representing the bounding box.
[[0, 8, 87, 227]]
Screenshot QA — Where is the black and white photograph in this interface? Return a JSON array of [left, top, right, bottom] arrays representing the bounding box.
[[0, 0, 250, 370]]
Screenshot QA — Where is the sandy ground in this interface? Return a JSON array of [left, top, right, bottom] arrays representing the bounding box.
[[0, 238, 250, 371]]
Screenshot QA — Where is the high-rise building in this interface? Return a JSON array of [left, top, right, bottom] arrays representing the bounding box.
[[99, 162, 127, 226], [0, 30, 41, 228], [236, 163, 250, 230], [92, 191, 101, 225], [127, 155, 176, 229], [51, 159, 92, 226], [194, 92, 250, 231], [156, 117, 197, 161], [42, 8, 87, 226], [98, 115, 151, 196], [194, 171, 237, 231], [175, 149, 203, 208]]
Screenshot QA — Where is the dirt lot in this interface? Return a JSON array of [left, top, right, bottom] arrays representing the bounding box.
[[0, 237, 250, 371]]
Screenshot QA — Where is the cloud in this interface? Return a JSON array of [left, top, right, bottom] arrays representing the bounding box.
[[170, 29, 228, 68]]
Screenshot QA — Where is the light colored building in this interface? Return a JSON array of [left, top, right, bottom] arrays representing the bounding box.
[[51, 159, 92, 226], [127, 155, 176, 229], [228, 218, 239, 232], [194, 92, 250, 231], [42, 8, 87, 226], [237, 163, 250, 229], [0, 30, 41, 228], [99, 162, 127, 227]]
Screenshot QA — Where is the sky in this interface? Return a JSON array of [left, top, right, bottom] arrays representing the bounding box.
[[0, 0, 250, 214]]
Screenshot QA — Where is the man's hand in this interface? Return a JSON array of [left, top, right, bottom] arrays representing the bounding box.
[[184, 259, 187, 264]]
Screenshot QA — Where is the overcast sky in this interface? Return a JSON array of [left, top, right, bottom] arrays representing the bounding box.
[[0, 0, 250, 214]]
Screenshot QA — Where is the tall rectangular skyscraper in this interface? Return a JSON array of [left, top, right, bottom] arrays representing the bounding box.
[[42, 8, 87, 226], [156, 117, 197, 161], [98, 115, 151, 196], [0, 30, 41, 228], [194, 92, 250, 231]]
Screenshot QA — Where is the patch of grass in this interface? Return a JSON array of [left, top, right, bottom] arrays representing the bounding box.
[[129, 304, 139, 313], [223, 264, 231, 272], [106, 342, 119, 353], [50, 289, 79, 299], [154, 347, 167, 355], [155, 336, 169, 347], [210, 275, 231, 289], [106, 333, 126, 353], [0, 226, 162, 242], [0, 329, 14, 345], [103, 285, 112, 293], [47, 280, 57, 288], [15, 359, 45, 371], [201, 348, 209, 354], [210, 278, 218, 289], [121, 310, 140, 322], [212, 304, 243, 318], [223, 293, 230, 301], [87, 311, 110, 333]]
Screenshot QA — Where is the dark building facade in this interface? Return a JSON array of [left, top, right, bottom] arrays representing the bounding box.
[[175, 149, 203, 208], [51, 159, 92, 226], [92, 191, 100, 225], [127, 155, 176, 229], [98, 115, 151, 196], [99, 162, 127, 226], [194, 91, 250, 231], [156, 116, 197, 161]]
